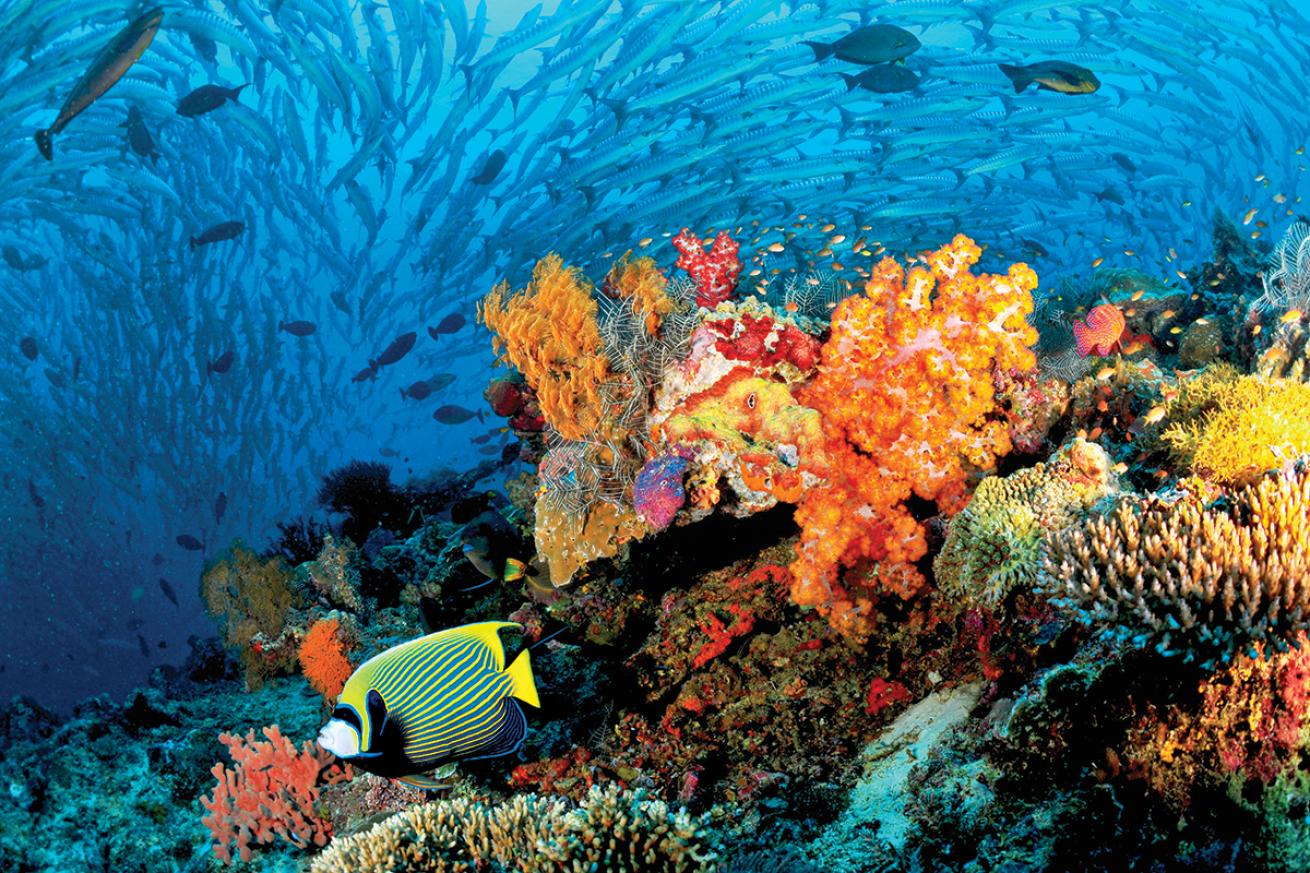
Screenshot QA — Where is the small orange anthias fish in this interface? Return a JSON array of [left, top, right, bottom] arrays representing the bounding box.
[[1072, 302, 1127, 357]]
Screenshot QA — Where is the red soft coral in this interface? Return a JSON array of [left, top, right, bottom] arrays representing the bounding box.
[[673, 228, 741, 308]]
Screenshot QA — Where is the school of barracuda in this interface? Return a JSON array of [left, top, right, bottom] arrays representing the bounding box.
[[0, 0, 1307, 697]]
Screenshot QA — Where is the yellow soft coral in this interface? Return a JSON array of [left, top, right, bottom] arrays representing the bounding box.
[[792, 235, 1039, 640], [604, 252, 674, 334], [479, 255, 612, 441], [1162, 372, 1310, 486]]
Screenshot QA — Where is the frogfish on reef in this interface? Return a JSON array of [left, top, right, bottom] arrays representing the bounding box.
[[316, 621, 539, 790]]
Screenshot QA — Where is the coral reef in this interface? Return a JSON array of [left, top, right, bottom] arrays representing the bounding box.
[[672, 228, 742, 309], [1042, 461, 1310, 664], [479, 254, 613, 442], [934, 438, 1117, 609], [200, 724, 352, 864], [1161, 371, 1310, 486], [298, 617, 354, 701], [200, 542, 304, 689], [310, 784, 721, 872], [317, 461, 409, 545], [791, 234, 1039, 639]]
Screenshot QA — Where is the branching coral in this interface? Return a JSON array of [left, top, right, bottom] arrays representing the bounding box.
[[934, 438, 1117, 608], [480, 254, 613, 441], [1161, 372, 1310, 486], [309, 784, 721, 873], [201, 725, 351, 864], [1041, 461, 1310, 665], [201, 542, 303, 688], [792, 234, 1039, 640]]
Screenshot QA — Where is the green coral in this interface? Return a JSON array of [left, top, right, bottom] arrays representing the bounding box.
[[309, 784, 721, 872], [1162, 369, 1310, 485], [934, 438, 1118, 608]]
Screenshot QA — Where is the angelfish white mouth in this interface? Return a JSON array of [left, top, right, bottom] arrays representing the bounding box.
[[317, 720, 360, 758]]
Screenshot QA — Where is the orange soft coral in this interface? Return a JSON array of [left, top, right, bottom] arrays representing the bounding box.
[[298, 617, 352, 700], [792, 234, 1038, 640], [604, 251, 674, 334], [479, 254, 612, 441]]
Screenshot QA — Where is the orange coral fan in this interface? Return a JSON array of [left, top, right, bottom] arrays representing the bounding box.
[[604, 251, 674, 334], [792, 234, 1039, 641], [479, 254, 612, 441], [298, 618, 352, 700]]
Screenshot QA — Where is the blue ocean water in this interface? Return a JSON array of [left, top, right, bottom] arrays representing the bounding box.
[[0, 0, 1308, 869]]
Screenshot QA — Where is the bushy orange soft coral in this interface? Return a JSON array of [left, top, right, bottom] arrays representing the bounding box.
[[479, 255, 612, 441], [298, 617, 352, 700], [792, 234, 1039, 640], [604, 251, 674, 334]]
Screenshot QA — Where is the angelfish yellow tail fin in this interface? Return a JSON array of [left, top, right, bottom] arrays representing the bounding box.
[[505, 649, 539, 708]]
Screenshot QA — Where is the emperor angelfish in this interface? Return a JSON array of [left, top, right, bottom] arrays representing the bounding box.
[[316, 621, 539, 790]]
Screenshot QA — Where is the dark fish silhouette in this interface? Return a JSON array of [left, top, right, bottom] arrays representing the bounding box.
[[19, 337, 37, 361], [471, 149, 507, 184], [279, 320, 316, 336], [120, 105, 159, 162], [27, 478, 44, 509], [401, 380, 434, 401], [428, 373, 457, 391], [137, 634, 151, 657], [177, 83, 247, 117], [158, 578, 179, 607], [4, 246, 45, 271], [428, 313, 466, 338], [370, 331, 417, 368], [214, 491, 227, 525], [351, 365, 378, 383], [207, 350, 234, 374], [840, 65, 920, 94], [36, 8, 164, 160], [190, 221, 244, 250], [804, 24, 920, 64], [433, 405, 485, 425], [176, 534, 204, 551]]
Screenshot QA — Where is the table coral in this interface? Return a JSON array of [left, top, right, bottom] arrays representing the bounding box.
[[792, 234, 1039, 640], [934, 438, 1117, 609], [479, 254, 613, 441], [1042, 460, 1310, 665]]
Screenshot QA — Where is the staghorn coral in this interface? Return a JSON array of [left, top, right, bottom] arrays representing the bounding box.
[[1042, 461, 1310, 664], [298, 617, 353, 701], [479, 254, 613, 441], [309, 784, 721, 873], [1161, 372, 1310, 486], [201, 542, 304, 688], [934, 438, 1117, 609], [200, 725, 352, 865], [792, 234, 1039, 640]]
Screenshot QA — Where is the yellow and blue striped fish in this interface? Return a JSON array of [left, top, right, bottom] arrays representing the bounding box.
[[316, 621, 539, 790]]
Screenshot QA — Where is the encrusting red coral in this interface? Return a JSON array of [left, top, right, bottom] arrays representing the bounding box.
[[200, 725, 352, 864], [791, 235, 1039, 641]]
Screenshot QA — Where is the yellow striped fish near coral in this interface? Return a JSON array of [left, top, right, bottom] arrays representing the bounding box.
[[316, 622, 539, 790]]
